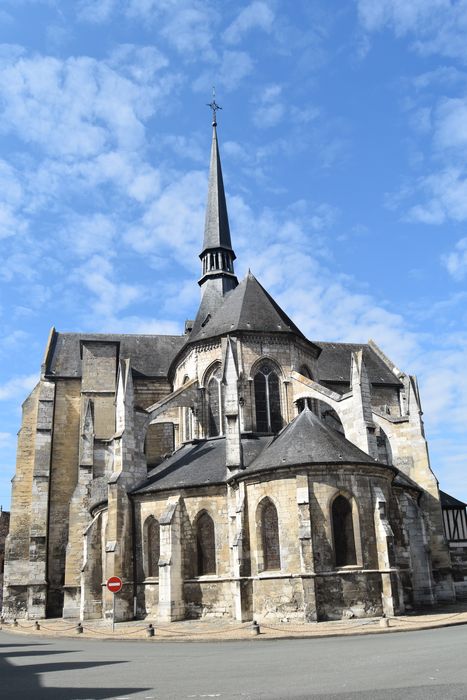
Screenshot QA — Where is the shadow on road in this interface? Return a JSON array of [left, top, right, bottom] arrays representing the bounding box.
[[0, 635, 150, 699]]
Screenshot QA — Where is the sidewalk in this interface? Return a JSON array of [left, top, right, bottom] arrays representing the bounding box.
[[2, 602, 467, 642]]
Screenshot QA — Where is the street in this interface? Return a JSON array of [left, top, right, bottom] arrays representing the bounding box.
[[1, 625, 466, 699]]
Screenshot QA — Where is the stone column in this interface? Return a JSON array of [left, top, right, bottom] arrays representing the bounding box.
[[373, 486, 398, 616], [228, 482, 251, 621], [157, 497, 184, 622], [296, 474, 317, 621]]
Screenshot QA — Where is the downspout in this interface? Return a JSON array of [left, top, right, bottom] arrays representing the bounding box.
[[131, 495, 138, 619]]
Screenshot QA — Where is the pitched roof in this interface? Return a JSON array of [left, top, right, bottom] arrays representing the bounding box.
[[314, 342, 401, 386], [189, 271, 310, 343], [440, 490, 467, 508], [132, 435, 271, 494], [245, 407, 386, 474], [46, 332, 186, 379]]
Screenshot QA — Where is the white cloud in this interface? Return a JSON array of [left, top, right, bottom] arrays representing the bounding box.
[[357, 0, 467, 63], [108, 44, 169, 81], [433, 97, 467, 152], [0, 431, 15, 448], [0, 373, 38, 400], [63, 213, 117, 257], [77, 0, 117, 23], [74, 255, 144, 319], [125, 170, 206, 264], [192, 49, 254, 93], [443, 237, 467, 280], [218, 50, 254, 91], [252, 84, 285, 128], [0, 159, 27, 239], [0, 330, 29, 352], [0, 49, 172, 159], [408, 169, 467, 224], [223, 1, 275, 45], [358, 0, 448, 36]]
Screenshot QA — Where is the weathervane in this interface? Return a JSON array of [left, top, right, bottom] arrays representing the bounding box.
[[206, 86, 222, 126]]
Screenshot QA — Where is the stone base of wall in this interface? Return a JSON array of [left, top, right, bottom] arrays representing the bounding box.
[[315, 572, 383, 621], [63, 586, 81, 619], [46, 586, 65, 618], [252, 576, 308, 622], [141, 580, 159, 617], [184, 579, 234, 619], [2, 585, 29, 619]]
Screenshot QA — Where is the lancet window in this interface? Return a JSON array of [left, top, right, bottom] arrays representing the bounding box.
[[206, 365, 223, 437], [196, 511, 216, 575], [258, 498, 281, 571], [254, 361, 282, 433], [332, 495, 357, 567], [144, 516, 160, 578]]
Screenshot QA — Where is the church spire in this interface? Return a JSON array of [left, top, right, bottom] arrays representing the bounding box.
[[190, 98, 238, 338], [198, 96, 238, 292]]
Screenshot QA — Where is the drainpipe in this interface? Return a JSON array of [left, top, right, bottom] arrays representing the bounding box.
[[131, 496, 137, 619]]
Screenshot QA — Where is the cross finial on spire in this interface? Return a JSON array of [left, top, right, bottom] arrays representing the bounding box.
[[206, 86, 222, 126]]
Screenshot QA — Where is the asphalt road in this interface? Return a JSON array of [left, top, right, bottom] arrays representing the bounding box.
[[1, 625, 467, 700]]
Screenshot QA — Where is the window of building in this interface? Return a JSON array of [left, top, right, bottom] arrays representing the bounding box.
[[254, 362, 282, 433], [332, 495, 357, 567], [144, 516, 160, 578], [207, 366, 223, 437], [196, 512, 216, 575], [259, 498, 281, 571], [182, 376, 192, 442]]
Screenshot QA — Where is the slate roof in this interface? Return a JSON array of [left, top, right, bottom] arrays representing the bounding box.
[[132, 408, 393, 495], [133, 435, 271, 494], [440, 490, 467, 508], [202, 124, 233, 253], [314, 342, 401, 386], [46, 332, 186, 379], [189, 271, 311, 344], [392, 471, 423, 493], [244, 407, 386, 475]]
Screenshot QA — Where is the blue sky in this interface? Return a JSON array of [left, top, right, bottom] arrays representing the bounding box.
[[1, 0, 467, 508]]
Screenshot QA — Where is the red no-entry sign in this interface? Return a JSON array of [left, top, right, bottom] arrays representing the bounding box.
[[106, 576, 123, 594]]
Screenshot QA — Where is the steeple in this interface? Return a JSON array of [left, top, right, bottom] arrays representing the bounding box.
[[198, 100, 238, 293], [190, 99, 238, 337]]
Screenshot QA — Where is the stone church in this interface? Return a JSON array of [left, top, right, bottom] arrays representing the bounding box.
[[2, 113, 457, 623]]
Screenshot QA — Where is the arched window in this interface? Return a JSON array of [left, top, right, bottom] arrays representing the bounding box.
[[332, 495, 357, 567], [254, 361, 282, 433], [206, 366, 223, 437], [196, 512, 216, 575], [182, 376, 192, 442], [144, 517, 160, 578], [259, 498, 281, 571]]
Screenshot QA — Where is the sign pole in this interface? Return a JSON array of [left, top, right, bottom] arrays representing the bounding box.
[[106, 576, 123, 633]]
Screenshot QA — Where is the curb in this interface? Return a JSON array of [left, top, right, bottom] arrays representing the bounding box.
[[2, 616, 467, 643]]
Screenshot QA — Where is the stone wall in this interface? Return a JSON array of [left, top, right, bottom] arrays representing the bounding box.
[[0, 510, 10, 609], [134, 463, 404, 623], [46, 380, 81, 616]]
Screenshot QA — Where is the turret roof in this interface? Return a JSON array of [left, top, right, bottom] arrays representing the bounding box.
[[189, 270, 312, 344], [245, 407, 386, 474]]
